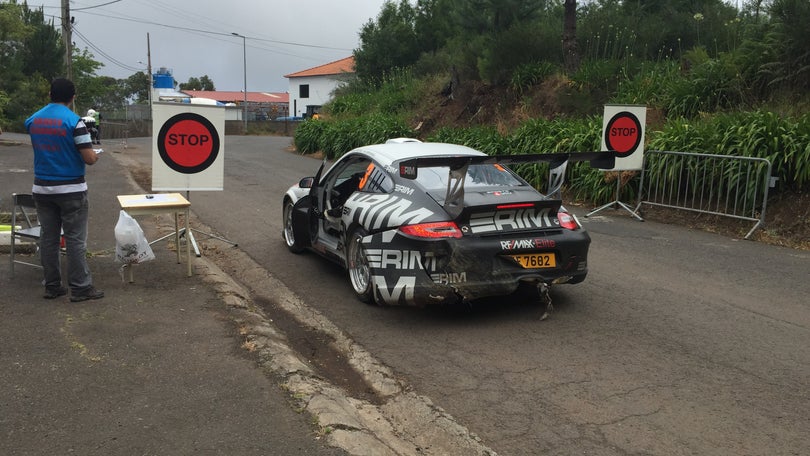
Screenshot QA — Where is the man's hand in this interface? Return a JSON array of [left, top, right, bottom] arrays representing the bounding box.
[[79, 145, 99, 165]]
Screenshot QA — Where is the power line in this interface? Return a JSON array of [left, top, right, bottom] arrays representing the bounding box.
[[71, 0, 124, 12], [72, 25, 143, 73], [76, 9, 352, 52]]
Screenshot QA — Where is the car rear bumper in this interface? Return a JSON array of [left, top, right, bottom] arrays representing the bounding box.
[[363, 229, 590, 306]]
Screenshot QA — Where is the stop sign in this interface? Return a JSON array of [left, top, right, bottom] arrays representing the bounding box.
[[604, 111, 642, 157], [157, 112, 220, 174]]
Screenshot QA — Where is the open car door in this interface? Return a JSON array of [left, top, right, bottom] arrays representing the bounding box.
[[290, 159, 327, 249]]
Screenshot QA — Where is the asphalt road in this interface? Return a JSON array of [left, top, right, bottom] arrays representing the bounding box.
[[123, 136, 810, 455]]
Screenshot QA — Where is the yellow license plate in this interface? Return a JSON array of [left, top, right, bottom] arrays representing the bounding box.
[[508, 253, 556, 269]]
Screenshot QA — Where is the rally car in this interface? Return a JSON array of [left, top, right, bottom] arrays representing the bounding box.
[[282, 138, 615, 307]]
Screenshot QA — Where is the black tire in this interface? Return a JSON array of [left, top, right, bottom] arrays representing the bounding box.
[[346, 228, 375, 304], [283, 199, 304, 253]]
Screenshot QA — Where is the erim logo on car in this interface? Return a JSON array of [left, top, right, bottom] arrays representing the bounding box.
[[469, 207, 554, 233]]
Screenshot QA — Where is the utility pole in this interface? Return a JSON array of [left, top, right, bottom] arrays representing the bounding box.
[[61, 0, 72, 80], [231, 32, 248, 133], [147, 33, 153, 106]]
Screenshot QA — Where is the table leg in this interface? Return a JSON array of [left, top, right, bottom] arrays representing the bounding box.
[[185, 208, 192, 277], [174, 212, 181, 264]]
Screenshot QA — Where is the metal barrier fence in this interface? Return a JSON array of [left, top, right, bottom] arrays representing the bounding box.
[[98, 121, 129, 148], [634, 150, 773, 239]]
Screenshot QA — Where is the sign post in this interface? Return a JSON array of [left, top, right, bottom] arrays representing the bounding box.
[[586, 104, 646, 220]]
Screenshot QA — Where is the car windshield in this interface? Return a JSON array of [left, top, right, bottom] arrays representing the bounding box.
[[413, 163, 525, 191]]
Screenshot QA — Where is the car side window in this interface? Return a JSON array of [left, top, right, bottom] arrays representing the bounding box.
[[415, 164, 524, 190], [357, 162, 394, 193], [327, 159, 369, 210]]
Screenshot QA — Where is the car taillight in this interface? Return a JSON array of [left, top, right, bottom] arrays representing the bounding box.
[[558, 211, 579, 230], [496, 203, 535, 209], [399, 221, 462, 239]]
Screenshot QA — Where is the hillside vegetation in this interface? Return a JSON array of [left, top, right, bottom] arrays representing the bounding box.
[[293, 0, 809, 249]]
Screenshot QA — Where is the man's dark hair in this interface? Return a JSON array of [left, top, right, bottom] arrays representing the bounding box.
[[50, 78, 76, 103]]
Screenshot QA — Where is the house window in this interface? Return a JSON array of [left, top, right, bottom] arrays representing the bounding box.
[[299, 84, 309, 98]]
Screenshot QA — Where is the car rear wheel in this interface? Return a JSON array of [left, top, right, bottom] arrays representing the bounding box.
[[346, 228, 374, 304], [283, 199, 304, 253]]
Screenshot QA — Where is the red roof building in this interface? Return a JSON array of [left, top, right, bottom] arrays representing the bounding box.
[[182, 90, 290, 120], [182, 90, 288, 105]]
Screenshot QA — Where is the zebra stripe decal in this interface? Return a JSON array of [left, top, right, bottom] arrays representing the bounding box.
[[344, 193, 434, 230]]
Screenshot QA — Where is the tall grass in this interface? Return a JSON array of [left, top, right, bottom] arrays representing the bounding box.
[[650, 110, 810, 190], [293, 114, 414, 159], [329, 68, 421, 117]]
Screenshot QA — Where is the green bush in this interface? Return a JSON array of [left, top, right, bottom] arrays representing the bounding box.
[[648, 110, 810, 191], [510, 62, 558, 95], [427, 126, 508, 155], [293, 119, 327, 154], [295, 114, 415, 160]]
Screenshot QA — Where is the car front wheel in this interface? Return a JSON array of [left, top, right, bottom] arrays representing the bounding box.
[[346, 228, 375, 304], [283, 199, 304, 253]]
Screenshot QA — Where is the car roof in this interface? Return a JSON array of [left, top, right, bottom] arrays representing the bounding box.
[[349, 140, 486, 168]]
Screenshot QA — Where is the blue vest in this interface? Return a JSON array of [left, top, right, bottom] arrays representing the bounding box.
[[25, 103, 86, 182]]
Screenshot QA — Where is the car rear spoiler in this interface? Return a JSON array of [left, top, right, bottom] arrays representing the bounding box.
[[398, 151, 617, 218]]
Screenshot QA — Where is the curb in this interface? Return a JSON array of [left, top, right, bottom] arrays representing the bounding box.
[[190, 221, 497, 456]]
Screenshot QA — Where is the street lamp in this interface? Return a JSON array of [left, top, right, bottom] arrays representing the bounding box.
[[231, 32, 247, 133]]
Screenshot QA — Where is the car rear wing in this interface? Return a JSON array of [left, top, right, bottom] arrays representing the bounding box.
[[398, 151, 617, 218]]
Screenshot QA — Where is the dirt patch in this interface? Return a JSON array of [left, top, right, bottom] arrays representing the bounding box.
[[252, 295, 382, 405], [621, 191, 810, 250], [130, 165, 151, 191]]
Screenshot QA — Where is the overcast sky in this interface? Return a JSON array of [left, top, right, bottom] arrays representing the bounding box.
[[33, 0, 387, 93]]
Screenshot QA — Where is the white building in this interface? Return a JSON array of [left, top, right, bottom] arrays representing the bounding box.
[[285, 56, 355, 118]]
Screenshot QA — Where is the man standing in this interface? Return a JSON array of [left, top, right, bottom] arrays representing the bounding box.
[[88, 107, 101, 144], [25, 78, 104, 302], [82, 109, 98, 144]]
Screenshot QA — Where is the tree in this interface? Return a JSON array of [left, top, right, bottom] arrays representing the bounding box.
[[20, 5, 63, 81], [0, 2, 64, 127], [413, 0, 454, 54], [179, 75, 215, 91], [123, 71, 151, 103], [764, 0, 810, 90], [449, 0, 543, 34], [353, 0, 420, 84], [199, 75, 215, 91], [179, 77, 201, 90], [563, 0, 580, 74]]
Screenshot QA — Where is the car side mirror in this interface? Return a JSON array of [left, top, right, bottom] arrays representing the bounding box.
[[299, 177, 315, 189]]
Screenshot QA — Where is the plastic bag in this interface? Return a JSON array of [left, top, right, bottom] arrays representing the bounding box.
[[115, 210, 155, 264]]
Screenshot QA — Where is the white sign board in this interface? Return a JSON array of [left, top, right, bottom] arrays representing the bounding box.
[[151, 102, 225, 191], [601, 104, 646, 171]]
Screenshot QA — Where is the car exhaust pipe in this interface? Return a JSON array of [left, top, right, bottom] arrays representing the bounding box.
[[538, 282, 553, 321]]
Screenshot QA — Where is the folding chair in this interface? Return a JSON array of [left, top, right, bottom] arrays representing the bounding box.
[[10, 193, 43, 275]]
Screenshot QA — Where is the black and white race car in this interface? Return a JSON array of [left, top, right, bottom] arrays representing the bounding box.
[[282, 138, 615, 307]]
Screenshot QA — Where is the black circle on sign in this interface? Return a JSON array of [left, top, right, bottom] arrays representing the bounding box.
[[157, 112, 220, 174], [605, 111, 642, 158]]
